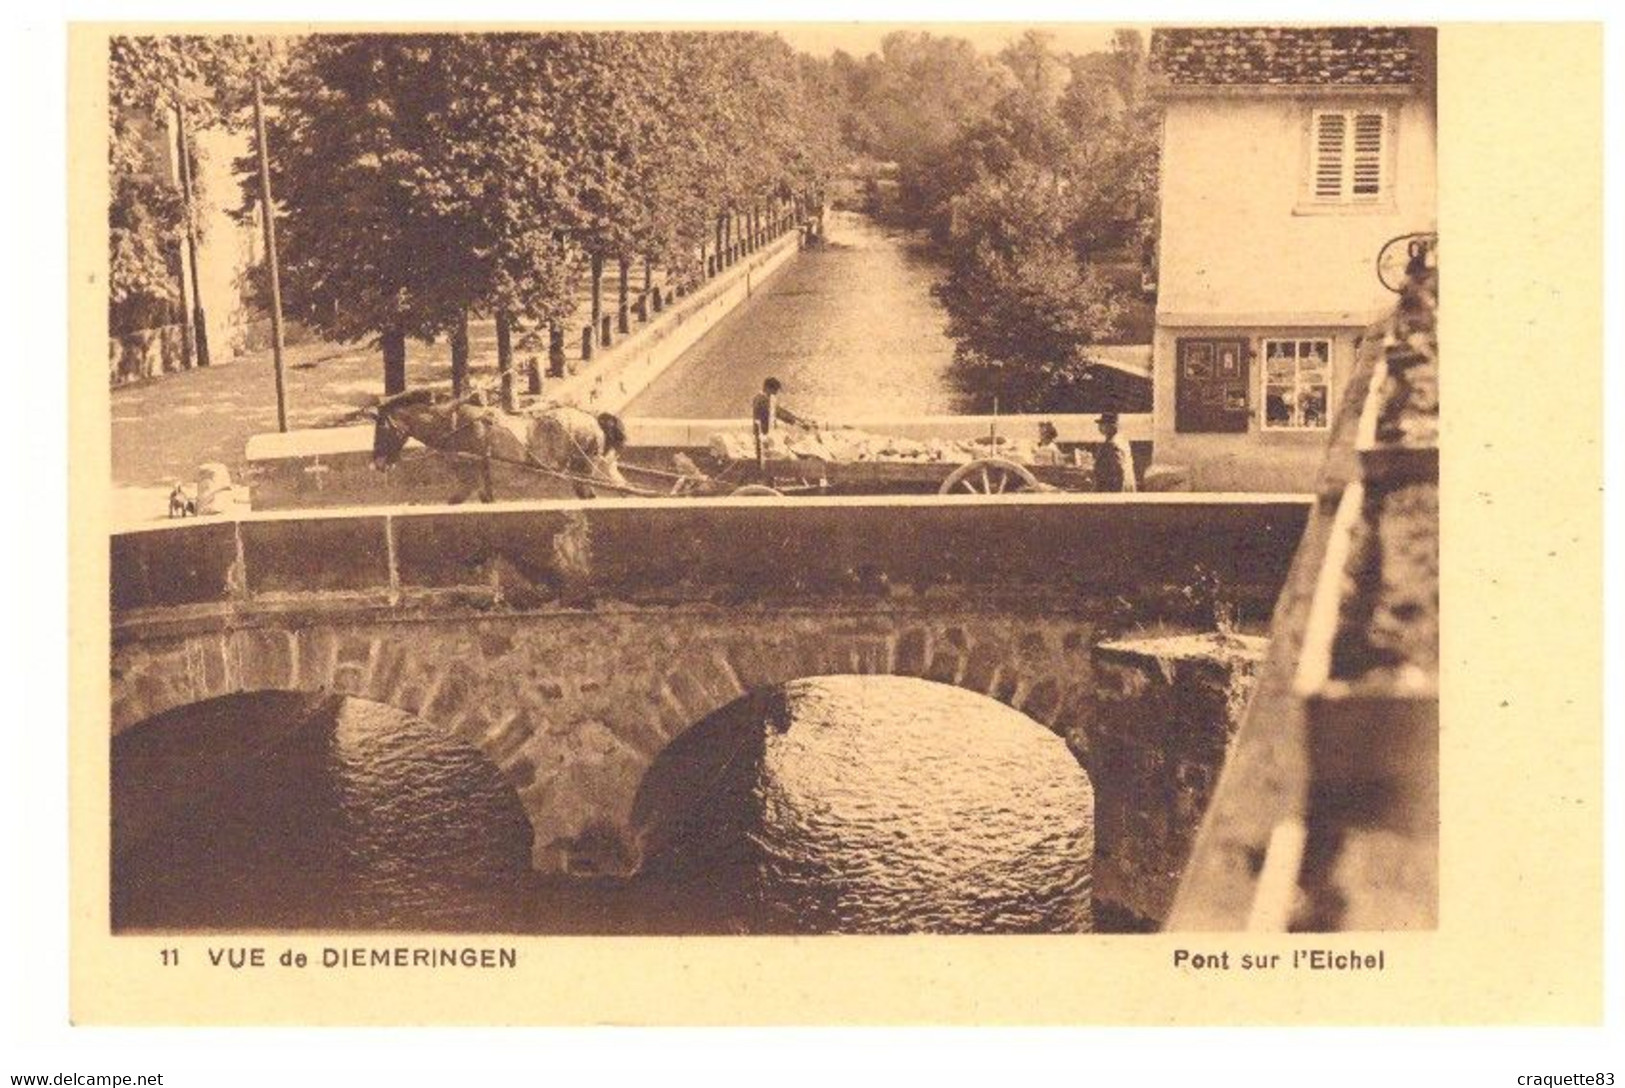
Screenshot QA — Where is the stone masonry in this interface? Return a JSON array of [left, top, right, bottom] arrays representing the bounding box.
[[110, 495, 1307, 907]]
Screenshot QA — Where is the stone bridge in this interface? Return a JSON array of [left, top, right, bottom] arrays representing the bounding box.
[[110, 494, 1308, 915]]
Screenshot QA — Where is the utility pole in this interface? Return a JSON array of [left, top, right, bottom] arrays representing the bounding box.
[[174, 96, 210, 367], [252, 72, 289, 433]]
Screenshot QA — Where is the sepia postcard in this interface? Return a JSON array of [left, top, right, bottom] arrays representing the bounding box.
[[66, 21, 1603, 1025]]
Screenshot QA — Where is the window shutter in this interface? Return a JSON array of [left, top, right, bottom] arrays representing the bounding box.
[[1351, 111, 1385, 200], [1312, 111, 1347, 200], [1311, 109, 1388, 203]]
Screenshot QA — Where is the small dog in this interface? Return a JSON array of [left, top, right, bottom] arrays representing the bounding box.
[[168, 483, 196, 518]]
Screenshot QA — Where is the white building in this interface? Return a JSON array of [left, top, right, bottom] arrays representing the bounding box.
[[1148, 28, 1437, 491]]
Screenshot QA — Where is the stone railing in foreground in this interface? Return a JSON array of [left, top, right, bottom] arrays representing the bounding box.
[[110, 492, 1309, 907], [1167, 254, 1439, 933]]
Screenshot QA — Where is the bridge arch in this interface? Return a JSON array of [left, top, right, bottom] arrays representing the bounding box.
[[111, 624, 491, 738], [490, 618, 1104, 875], [111, 689, 535, 931], [621, 672, 1096, 932], [113, 614, 1109, 877]]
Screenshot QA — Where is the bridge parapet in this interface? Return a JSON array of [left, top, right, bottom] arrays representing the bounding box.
[[113, 493, 1307, 625]]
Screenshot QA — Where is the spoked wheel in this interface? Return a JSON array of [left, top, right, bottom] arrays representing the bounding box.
[[939, 458, 1040, 496], [730, 484, 784, 497]]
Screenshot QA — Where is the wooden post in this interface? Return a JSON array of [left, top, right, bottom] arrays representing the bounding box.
[[251, 73, 289, 430]]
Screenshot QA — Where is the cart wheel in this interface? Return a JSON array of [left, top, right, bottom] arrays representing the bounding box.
[[730, 484, 784, 497], [939, 458, 1040, 495]]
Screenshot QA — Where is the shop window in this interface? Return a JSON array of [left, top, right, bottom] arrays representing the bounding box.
[[1262, 339, 1332, 430]]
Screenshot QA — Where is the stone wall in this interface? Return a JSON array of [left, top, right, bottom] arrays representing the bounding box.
[[552, 228, 803, 415], [109, 323, 187, 385], [1085, 636, 1265, 927]]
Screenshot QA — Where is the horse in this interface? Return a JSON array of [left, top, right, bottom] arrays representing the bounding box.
[[366, 389, 629, 502]]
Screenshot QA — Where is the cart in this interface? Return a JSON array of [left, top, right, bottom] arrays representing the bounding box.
[[408, 419, 1102, 499], [651, 442, 1096, 497]]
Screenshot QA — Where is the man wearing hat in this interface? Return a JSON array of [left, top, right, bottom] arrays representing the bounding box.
[[1092, 412, 1138, 493]]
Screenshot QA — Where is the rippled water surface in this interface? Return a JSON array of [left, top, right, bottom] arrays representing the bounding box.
[[113, 678, 1094, 934], [624, 210, 972, 420], [639, 677, 1094, 933]]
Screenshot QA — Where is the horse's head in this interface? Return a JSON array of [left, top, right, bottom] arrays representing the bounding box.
[[368, 392, 430, 470], [372, 407, 409, 470]]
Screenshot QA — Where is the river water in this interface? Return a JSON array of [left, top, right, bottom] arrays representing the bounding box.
[[625, 210, 972, 420], [112, 680, 1094, 935]]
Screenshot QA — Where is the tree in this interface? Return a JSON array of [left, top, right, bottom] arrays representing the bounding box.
[[833, 32, 1006, 229], [414, 34, 587, 401], [250, 30, 842, 396], [933, 165, 1129, 411], [800, 29, 1162, 412], [999, 29, 1069, 105], [254, 34, 585, 395], [108, 35, 258, 348]]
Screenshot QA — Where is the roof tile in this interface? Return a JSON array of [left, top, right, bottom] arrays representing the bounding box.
[[1149, 27, 1427, 87]]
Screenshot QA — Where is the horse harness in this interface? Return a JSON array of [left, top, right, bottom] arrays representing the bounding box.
[[381, 396, 604, 481]]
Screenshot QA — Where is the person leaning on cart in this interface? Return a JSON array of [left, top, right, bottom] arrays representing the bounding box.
[[1092, 412, 1138, 493], [752, 377, 813, 436]]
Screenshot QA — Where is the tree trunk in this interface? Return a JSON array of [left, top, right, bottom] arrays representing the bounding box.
[[617, 257, 631, 333], [548, 322, 567, 378], [175, 100, 210, 368], [643, 256, 653, 293], [382, 327, 407, 395], [449, 308, 470, 396], [496, 309, 516, 412]]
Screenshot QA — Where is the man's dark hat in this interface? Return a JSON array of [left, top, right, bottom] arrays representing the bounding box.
[[1096, 412, 1119, 426]]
